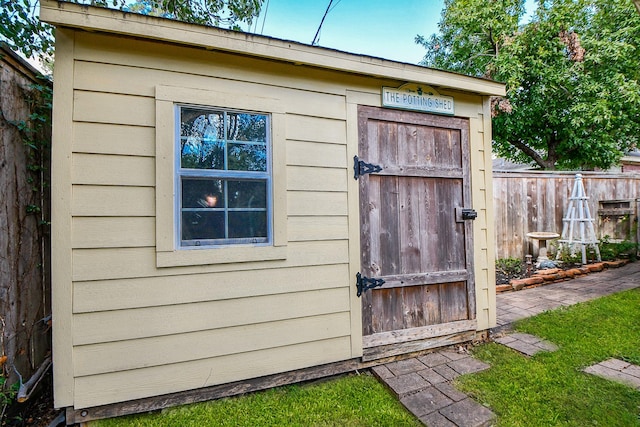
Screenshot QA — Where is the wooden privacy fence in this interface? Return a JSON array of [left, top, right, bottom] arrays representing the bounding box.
[[493, 171, 640, 260], [0, 44, 51, 391]]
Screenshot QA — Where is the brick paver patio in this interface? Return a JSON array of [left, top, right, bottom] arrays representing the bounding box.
[[372, 351, 495, 427], [374, 262, 640, 426]]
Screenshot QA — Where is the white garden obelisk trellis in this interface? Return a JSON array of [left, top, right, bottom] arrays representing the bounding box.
[[557, 174, 601, 264]]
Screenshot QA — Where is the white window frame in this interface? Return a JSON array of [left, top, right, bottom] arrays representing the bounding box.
[[155, 85, 287, 268], [175, 105, 272, 248]]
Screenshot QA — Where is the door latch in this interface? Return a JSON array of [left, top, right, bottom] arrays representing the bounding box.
[[455, 207, 477, 222]]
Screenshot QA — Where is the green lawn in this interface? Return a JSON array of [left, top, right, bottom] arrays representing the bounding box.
[[93, 372, 421, 427], [95, 289, 640, 427], [457, 288, 640, 427]]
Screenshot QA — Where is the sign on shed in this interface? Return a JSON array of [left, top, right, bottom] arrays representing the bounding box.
[[382, 83, 454, 115]]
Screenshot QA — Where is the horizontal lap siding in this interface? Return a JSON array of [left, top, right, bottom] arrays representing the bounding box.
[[74, 337, 352, 409], [72, 241, 350, 281], [73, 264, 349, 313], [68, 34, 354, 407], [73, 288, 350, 345], [74, 312, 352, 376]]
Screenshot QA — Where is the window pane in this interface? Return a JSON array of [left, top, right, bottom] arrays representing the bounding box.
[[227, 113, 267, 142], [182, 211, 225, 241], [228, 142, 267, 171], [182, 179, 225, 209], [229, 211, 267, 239], [176, 105, 271, 247], [180, 108, 225, 170], [227, 180, 267, 208]]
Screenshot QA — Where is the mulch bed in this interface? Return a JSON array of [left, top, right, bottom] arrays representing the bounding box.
[[496, 260, 629, 293]]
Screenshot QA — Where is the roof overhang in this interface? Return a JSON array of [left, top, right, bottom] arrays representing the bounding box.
[[39, 0, 506, 97]]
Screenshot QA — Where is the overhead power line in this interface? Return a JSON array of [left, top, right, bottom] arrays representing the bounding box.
[[260, 0, 270, 34], [312, 0, 334, 45]]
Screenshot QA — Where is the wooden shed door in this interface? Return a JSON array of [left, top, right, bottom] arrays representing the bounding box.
[[357, 106, 476, 361]]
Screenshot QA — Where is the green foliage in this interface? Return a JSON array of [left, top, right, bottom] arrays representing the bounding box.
[[93, 373, 421, 426], [0, 0, 263, 65], [459, 289, 640, 426], [496, 257, 523, 275], [125, 0, 262, 29], [418, 0, 640, 170], [0, 372, 19, 424], [415, 0, 525, 78], [4, 79, 52, 220], [598, 236, 638, 261], [552, 242, 583, 264]]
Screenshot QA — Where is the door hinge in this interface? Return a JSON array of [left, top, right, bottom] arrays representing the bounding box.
[[356, 272, 385, 297], [353, 155, 382, 180]]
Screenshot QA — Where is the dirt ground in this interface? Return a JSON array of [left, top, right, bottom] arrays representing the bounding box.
[[3, 373, 61, 427]]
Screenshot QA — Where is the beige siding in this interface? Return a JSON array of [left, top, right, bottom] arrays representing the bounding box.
[[288, 192, 348, 216], [64, 31, 356, 407], [73, 122, 155, 157], [72, 186, 155, 217], [74, 91, 154, 126], [288, 216, 349, 241], [287, 140, 347, 168], [286, 115, 347, 143], [73, 264, 348, 313], [72, 217, 155, 248], [72, 241, 350, 281], [74, 338, 352, 409], [74, 312, 352, 376], [470, 99, 497, 330], [287, 166, 348, 192], [74, 288, 350, 345], [72, 153, 155, 186], [44, 4, 500, 410]]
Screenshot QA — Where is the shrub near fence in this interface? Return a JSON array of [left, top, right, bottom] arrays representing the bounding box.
[[493, 170, 640, 260]]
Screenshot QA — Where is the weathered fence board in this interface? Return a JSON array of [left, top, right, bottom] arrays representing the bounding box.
[[0, 44, 51, 387], [493, 171, 640, 260]]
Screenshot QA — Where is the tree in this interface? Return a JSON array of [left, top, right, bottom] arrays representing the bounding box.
[[418, 0, 640, 170], [0, 0, 263, 66], [415, 0, 525, 78]]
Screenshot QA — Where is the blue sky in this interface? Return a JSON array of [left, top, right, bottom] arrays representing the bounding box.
[[244, 0, 537, 65], [247, 0, 445, 64]]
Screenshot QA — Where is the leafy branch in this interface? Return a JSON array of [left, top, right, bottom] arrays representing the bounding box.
[[0, 0, 263, 65]]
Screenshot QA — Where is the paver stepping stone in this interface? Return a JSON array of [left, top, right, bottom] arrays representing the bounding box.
[[418, 368, 448, 385], [419, 352, 453, 367], [584, 358, 640, 390], [387, 358, 430, 376], [400, 386, 453, 417], [438, 398, 496, 427], [434, 382, 468, 402], [494, 332, 558, 356], [447, 358, 491, 375], [433, 364, 460, 381], [420, 411, 458, 427], [385, 372, 430, 397]]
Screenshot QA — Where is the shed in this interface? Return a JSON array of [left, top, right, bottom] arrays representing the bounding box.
[[40, 0, 504, 421]]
